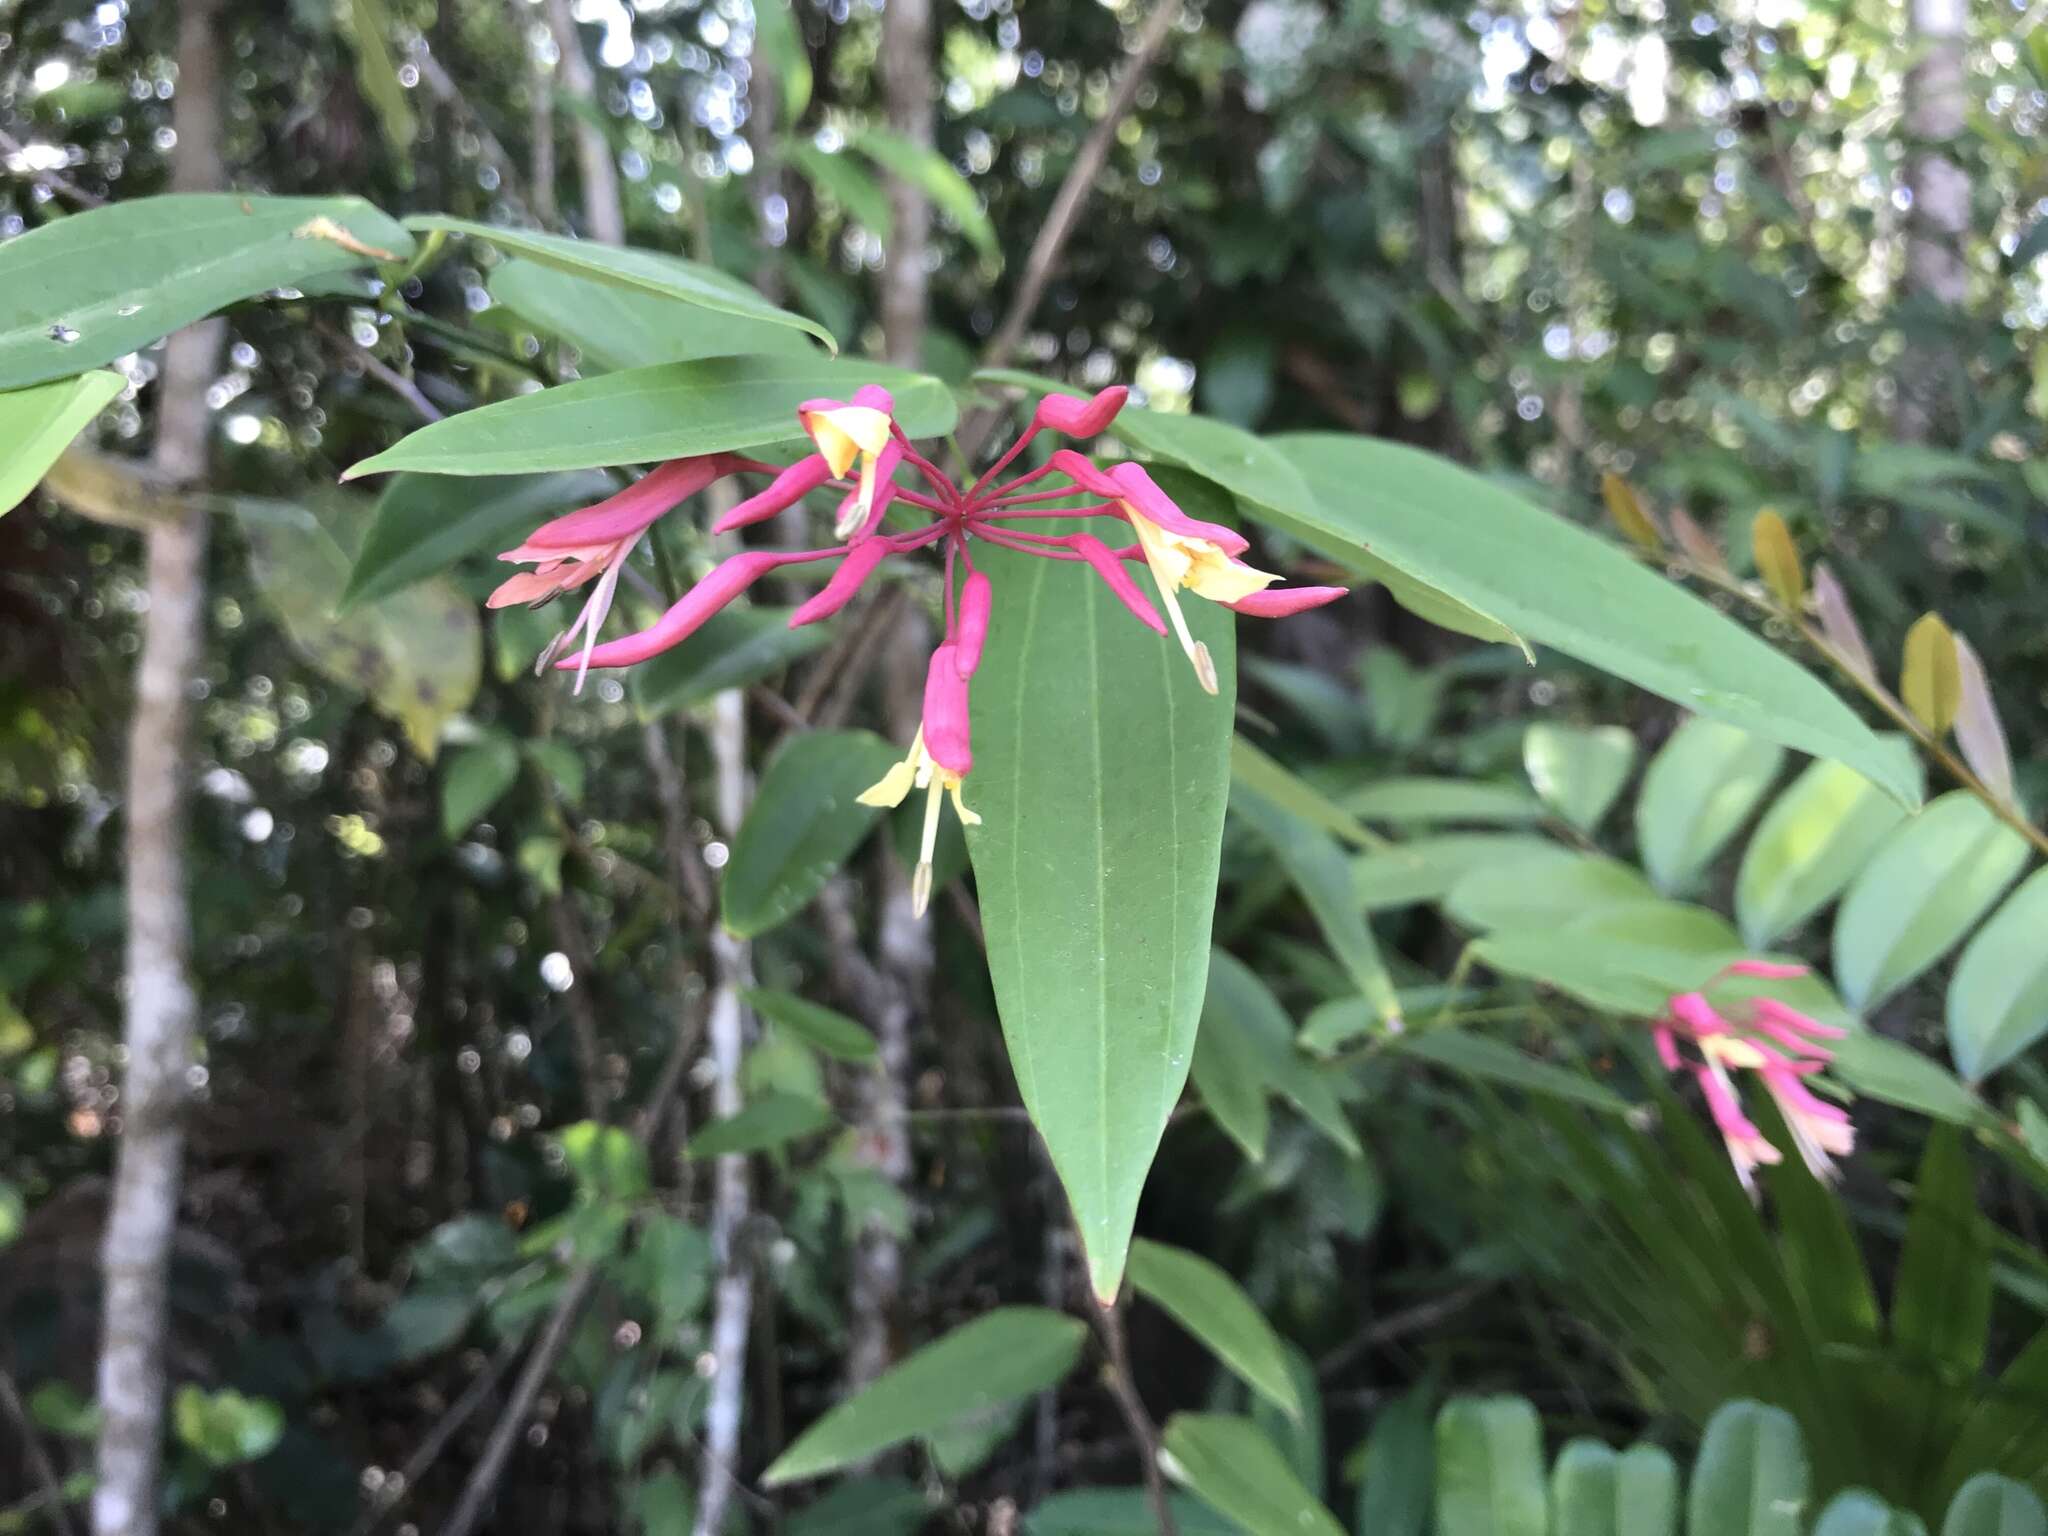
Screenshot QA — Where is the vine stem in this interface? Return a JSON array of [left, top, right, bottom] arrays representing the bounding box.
[[1087, 1291, 1180, 1536], [1646, 547, 2048, 861]]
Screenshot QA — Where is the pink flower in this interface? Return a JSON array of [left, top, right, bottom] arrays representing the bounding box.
[[857, 643, 982, 917], [1034, 385, 1129, 439], [1650, 961, 1856, 1190]]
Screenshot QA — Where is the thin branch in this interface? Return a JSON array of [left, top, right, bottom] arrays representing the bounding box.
[[1315, 1280, 1495, 1381], [342, 1342, 519, 1536], [960, 0, 1183, 460], [0, 1368, 80, 1536], [1089, 1295, 1179, 1536]]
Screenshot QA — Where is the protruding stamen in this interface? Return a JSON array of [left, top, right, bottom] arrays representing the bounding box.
[[912, 860, 934, 918], [914, 776, 945, 917], [1192, 640, 1219, 696]]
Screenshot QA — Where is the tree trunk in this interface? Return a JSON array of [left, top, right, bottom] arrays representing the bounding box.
[[93, 3, 225, 1532], [1898, 0, 1969, 440], [878, 0, 934, 370], [543, 0, 623, 244]]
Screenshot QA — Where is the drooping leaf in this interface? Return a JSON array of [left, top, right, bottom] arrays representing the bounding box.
[[1831, 792, 2030, 1012], [1433, 1395, 1546, 1536], [406, 217, 834, 349], [962, 538, 1235, 1302], [1523, 723, 1636, 834], [1635, 718, 1785, 894], [1264, 435, 1919, 808], [346, 0, 417, 156], [762, 1309, 1086, 1485], [722, 730, 903, 939], [1159, 1414, 1347, 1536], [631, 606, 831, 720], [748, 0, 814, 118], [234, 497, 480, 760], [0, 371, 123, 518], [488, 258, 818, 371], [1231, 736, 1377, 847], [342, 469, 616, 609], [1947, 869, 2048, 1084], [0, 193, 414, 388], [342, 356, 957, 479], [741, 987, 877, 1062], [851, 128, 998, 259], [1734, 750, 1918, 950], [1687, 1400, 1809, 1536], [683, 1091, 835, 1160], [1129, 1238, 1304, 1423], [790, 144, 894, 238]]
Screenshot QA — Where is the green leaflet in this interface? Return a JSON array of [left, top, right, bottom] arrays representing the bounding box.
[[487, 258, 819, 371], [962, 537, 1235, 1303], [1687, 1400, 1810, 1536], [1946, 867, 2048, 1084], [1636, 717, 1786, 894], [0, 194, 414, 388], [1159, 1414, 1347, 1536], [1129, 1238, 1305, 1423], [0, 372, 124, 518], [1734, 751, 1916, 950]]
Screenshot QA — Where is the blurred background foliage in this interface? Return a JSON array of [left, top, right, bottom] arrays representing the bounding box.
[[3, 0, 2047, 1529]]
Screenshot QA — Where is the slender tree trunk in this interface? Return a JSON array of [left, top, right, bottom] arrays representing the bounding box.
[[1898, 0, 1969, 440], [93, 4, 225, 1532], [878, 0, 934, 371], [543, 0, 623, 244]]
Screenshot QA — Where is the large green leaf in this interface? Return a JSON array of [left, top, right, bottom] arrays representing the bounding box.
[[1433, 1396, 1546, 1536], [762, 1308, 1086, 1485], [0, 194, 414, 388], [488, 258, 819, 370], [1687, 1400, 1809, 1536], [1636, 718, 1785, 894], [341, 469, 617, 609], [631, 606, 830, 720], [1160, 1415, 1347, 1536], [1941, 1475, 2047, 1536], [1523, 723, 1636, 834], [1472, 901, 1751, 1016], [0, 372, 123, 517], [342, 356, 958, 479], [962, 539, 1235, 1302], [1266, 434, 1919, 808], [1128, 1239, 1304, 1423], [407, 217, 834, 350], [722, 730, 902, 939], [1445, 853, 1654, 933], [1832, 793, 2031, 1012], [1947, 868, 2048, 1084], [1734, 753, 1916, 950], [234, 497, 480, 760]]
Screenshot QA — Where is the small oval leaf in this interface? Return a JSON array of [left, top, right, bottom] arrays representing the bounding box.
[[1523, 724, 1636, 834], [1751, 509, 1805, 610], [1902, 613, 1963, 735], [1635, 717, 1784, 894], [1946, 867, 2048, 1084]]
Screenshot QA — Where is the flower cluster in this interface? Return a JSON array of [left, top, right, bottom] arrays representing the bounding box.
[[489, 383, 1346, 914], [1651, 961, 1855, 1191]]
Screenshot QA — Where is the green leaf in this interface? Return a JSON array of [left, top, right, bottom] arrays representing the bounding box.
[[1552, 1438, 1620, 1536], [1266, 435, 1920, 808], [1828, 1033, 1986, 1125], [1160, 1414, 1346, 1536], [441, 738, 521, 839], [1472, 901, 1750, 1015], [1734, 753, 1916, 950], [1523, 723, 1636, 833], [1353, 835, 1568, 912], [785, 1478, 928, 1536], [1815, 1491, 1928, 1536], [684, 1090, 834, 1160], [791, 144, 894, 238], [1232, 735, 1377, 847], [0, 372, 123, 518], [1355, 1386, 1435, 1536], [0, 1179, 22, 1248], [1902, 613, 1963, 735], [1947, 868, 2048, 1084], [722, 729, 902, 938], [742, 987, 877, 1061], [747, 0, 814, 118], [0, 193, 415, 388], [763, 1308, 1086, 1485], [1433, 1395, 1546, 1536], [407, 217, 834, 351], [1396, 1029, 1631, 1112], [346, 0, 417, 155], [962, 538, 1235, 1303], [1942, 1475, 2048, 1536], [1832, 792, 2031, 1012], [560, 1120, 651, 1200], [1025, 1490, 1238, 1535], [342, 356, 958, 479], [1196, 950, 1359, 1158], [631, 605, 830, 721], [1234, 785, 1401, 1028], [1348, 777, 1547, 827], [1615, 1445, 1681, 1536], [1635, 718, 1785, 894], [1894, 1126, 1990, 1381], [488, 258, 818, 371], [1687, 1401, 1808, 1536], [342, 469, 618, 610], [1129, 1238, 1304, 1423], [852, 129, 998, 259], [630, 1470, 696, 1536], [171, 1386, 286, 1467], [1445, 853, 1654, 933], [234, 496, 480, 760]]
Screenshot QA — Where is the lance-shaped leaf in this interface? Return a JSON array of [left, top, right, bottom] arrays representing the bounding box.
[[1902, 613, 1963, 735], [1601, 472, 1663, 549], [1946, 868, 2048, 1084], [1950, 633, 2016, 807], [851, 128, 999, 259], [407, 217, 835, 350], [341, 469, 617, 609], [762, 1309, 1086, 1485], [1811, 563, 1876, 685], [1751, 509, 1804, 610], [0, 194, 414, 388], [1160, 1415, 1347, 1536], [722, 730, 903, 939], [487, 259, 818, 371], [742, 987, 877, 1062], [964, 538, 1235, 1303], [1734, 747, 1917, 950], [1262, 434, 1918, 808], [342, 357, 957, 479], [0, 372, 123, 518], [1129, 1239, 1304, 1422], [1635, 718, 1784, 895]]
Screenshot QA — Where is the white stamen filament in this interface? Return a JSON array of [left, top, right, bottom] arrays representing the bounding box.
[[915, 775, 945, 917]]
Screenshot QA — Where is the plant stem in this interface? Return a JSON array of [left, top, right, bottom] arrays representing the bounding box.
[[1091, 1294, 1180, 1536]]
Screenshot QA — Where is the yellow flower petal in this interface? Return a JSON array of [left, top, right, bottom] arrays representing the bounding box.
[[857, 759, 918, 808]]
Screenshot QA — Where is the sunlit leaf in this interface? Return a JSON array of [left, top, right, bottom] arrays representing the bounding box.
[[0, 371, 123, 519], [1635, 718, 1784, 895]]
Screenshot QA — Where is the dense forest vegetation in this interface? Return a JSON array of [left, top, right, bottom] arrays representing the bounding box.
[[3, 0, 2047, 1531]]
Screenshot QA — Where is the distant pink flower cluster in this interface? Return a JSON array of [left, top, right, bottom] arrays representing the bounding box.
[[1652, 961, 1855, 1191], [489, 383, 1345, 913]]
